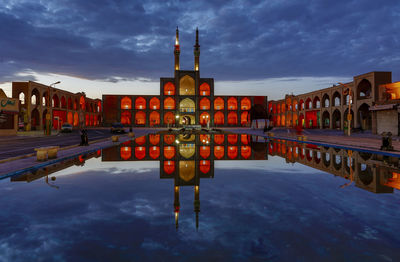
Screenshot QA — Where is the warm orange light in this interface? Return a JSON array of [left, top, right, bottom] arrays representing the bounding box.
[[121, 96, 132, 109], [135, 136, 146, 145], [227, 97, 238, 110], [135, 111, 146, 125], [134, 146, 146, 159], [241, 111, 249, 126], [199, 134, 210, 144], [164, 146, 176, 159], [214, 97, 225, 110], [214, 146, 225, 159], [214, 111, 224, 125], [227, 111, 238, 125], [199, 160, 210, 174], [120, 146, 132, 160], [164, 161, 175, 174], [149, 146, 160, 159], [164, 111, 175, 125], [241, 97, 251, 110], [149, 97, 160, 110], [199, 83, 210, 96], [164, 97, 176, 109], [199, 112, 210, 126], [241, 146, 251, 159], [214, 134, 225, 144], [199, 97, 210, 110], [200, 146, 210, 159], [135, 97, 146, 110], [149, 111, 160, 126], [241, 134, 250, 145], [164, 82, 176, 96], [121, 111, 131, 125], [164, 134, 175, 145], [149, 134, 160, 145], [228, 146, 238, 159], [382, 82, 400, 100], [227, 134, 238, 144]]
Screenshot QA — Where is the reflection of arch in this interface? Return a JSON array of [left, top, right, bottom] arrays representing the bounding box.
[[120, 147, 132, 160], [199, 112, 210, 126], [241, 111, 249, 126], [357, 79, 372, 99], [31, 108, 40, 130], [200, 146, 210, 159], [179, 75, 195, 95], [179, 144, 195, 159], [179, 161, 195, 181], [164, 111, 175, 125], [227, 111, 238, 125], [180, 98, 195, 112], [149, 146, 160, 159], [149, 97, 160, 110], [121, 96, 132, 109], [199, 83, 210, 96], [135, 147, 146, 160], [322, 111, 330, 128], [227, 97, 238, 110], [332, 91, 341, 106], [135, 111, 146, 125], [333, 155, 342, 170], [322, 94, 329, 108], [241, 146, 251, 159], [214, 111, 224, 125], [358, 103, 371, 130], [228, 146, 238, 159], [200, 160, 210, 174], [332, 109, 341, 129], [164, 82, 175, 95], [149, 111, 160, 126], [135, 97, 146, 109], [149, 134, 160, 145], [323, 152, 330, 167], [199, 97, 210, 110], [214, 146, 225, 159], [358, 163, 373, 185], [164, 97, 175, 109], [214, 97, 224, 110], [241, 97, 251, 110], [164, 146, 176, 159], [121, 111, 131, 125], [164, 161, 175, 174]]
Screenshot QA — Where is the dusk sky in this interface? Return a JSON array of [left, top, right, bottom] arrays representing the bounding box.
[[1, 0, 399, 100]]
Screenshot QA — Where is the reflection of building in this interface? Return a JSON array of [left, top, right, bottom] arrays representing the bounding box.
[[268, 72, 397, 134], [0, 89, 19, 135], [12, 81, 102, 131], [102, 28, 268, 127]]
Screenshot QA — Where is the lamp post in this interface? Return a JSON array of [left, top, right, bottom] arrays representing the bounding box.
[[339, 82, 352, 136], [46, 81, 60, 135]]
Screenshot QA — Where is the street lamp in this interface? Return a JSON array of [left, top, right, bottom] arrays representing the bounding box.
[[339, 82, 352, 136], [46, 81, 61, 135]]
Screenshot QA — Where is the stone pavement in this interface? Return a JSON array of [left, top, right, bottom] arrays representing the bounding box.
[[0, 128, 165, 179], [222, 127, 400, 156]]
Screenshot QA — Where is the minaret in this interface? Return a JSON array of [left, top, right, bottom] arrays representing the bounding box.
[[194, 185, 200, 230], [194, 27, 200, 71], [174, 185, 180, 230], [174, 27, 180, 72]]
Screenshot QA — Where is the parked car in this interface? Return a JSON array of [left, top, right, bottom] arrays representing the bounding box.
[[61, 123, 73, 133], [111, 122, 125, 133]]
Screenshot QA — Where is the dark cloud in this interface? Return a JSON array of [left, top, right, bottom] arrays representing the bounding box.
[[0, 0, 399, 83]]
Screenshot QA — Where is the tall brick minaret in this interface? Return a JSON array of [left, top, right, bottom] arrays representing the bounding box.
[[194, 27, 200, 71], [174, 27, 180, 74]]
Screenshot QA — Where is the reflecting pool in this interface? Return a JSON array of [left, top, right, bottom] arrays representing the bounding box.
[[1, 131, 400, 261]]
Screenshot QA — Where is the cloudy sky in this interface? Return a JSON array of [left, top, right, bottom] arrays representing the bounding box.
[[0, 0, 399, 100]]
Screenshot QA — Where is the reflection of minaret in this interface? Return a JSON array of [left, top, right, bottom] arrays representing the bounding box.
[[194, 185, 200, 230], [174, 185, 180, 229], [174, 27, 180, 72], [194, 27, 200, 71]]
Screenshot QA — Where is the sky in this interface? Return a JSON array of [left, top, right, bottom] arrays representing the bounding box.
[[0, 0, 399, 100]]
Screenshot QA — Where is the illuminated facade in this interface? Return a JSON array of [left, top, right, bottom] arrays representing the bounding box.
[[102, 28, 268, 127], [12, 81, 102, 130]]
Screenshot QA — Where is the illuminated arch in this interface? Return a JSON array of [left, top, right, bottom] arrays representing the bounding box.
[[200, 146, 210, 159], [164, 134, 175, 145], [241, 146, 251, 159], [135, 97, 146, 110], [199, 97, 210, 110], [179, 75, 195, 95], [121, 111, 131, 125], [241, 111, 249, 126], [199, 83, 210, 96], [149, 97, 160, 110], [241, 134, 250, 145], [121, 96, 132, 109], [164, 146, 176, 159], [228, 146, 238, 159], [241, 97, 251, 110], [60, 96, 66, 108], [164, 161, 175, 174], [164, 97, 175, 110], [164, 111, 175, 125], [149, 134, 160, 145], [199, 112, 210, 126], [227, 97, 238, 110], [149, 111, 160, 126], [120, 147, 132, 160], [135, 146, 146, 160], [200, 160, 210, 174], [135, 111, 146, 125], [214, 111, 224, 125], [214, 97, 225, 110], [67, 112, 73, 125], [164, 82, 175, 95], [149, 146, 160, 159], [214, 146, 225, 159], [135, 136, 146, 146], [227, 111, 238, 125], [214, 134, 225, 145], [179, 98, 195, 113], [73, 112, 79, 126], [80, 96, 85, 110], [228, 134, 238, 144]]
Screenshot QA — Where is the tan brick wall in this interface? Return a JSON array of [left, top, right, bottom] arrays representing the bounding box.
[[377, 110, 398, 135]]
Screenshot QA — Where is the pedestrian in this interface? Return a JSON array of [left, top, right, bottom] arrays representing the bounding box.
[[80, 129, 85, 146]]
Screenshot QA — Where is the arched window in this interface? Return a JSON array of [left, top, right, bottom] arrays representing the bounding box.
[[121, 96, 132, 109], [68, 97, 73, 109], [52, 94, 59, 108], [227, 97, 238, 110], [61, 96, 66, 108], [121, 111, 131, 125], [149, 111, 160, 126], [199, 112, 210, 126], [214, 111, 224, 125], [164, 112, 175, 125], [214, 97, 225, 110], [241, 97, 251, 110], [135, 97, 146, 109], [179, 75, 195, 95], [135, 111, 146, 125], [179, 98, 195, 113], [199, 97, 210, 110], [149, 97, 160, 110], [199, 83, 210, 96], [80, 96, 85, 110], [19, 92, 25, 105], [241, 111, 249, 126], [227, 111, 238, 125], [164, 97, 175, 110], [164, 82, 175, 95]]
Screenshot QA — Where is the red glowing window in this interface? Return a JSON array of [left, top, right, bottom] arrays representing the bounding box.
[[135, 111, 146, 125], [67, 112, 73, 125], [121, 96, 132, 109], [135, 97, 146, 110], [164, 161, 175, 174], [149, 146, 160, 159], [214, 146, 225, 159], [214, 111, 224, 125], [80, 96, 85, 110], [227, 97, 238, 110], [149, 134, 160, 145], [164, 111, 175, 125], [228, 146, 238, 159], [134, 146, 146, 159], [164, 82, 175, 95], [199, 97, 210, 110], [199, 83, 210, 96], [149, 97, 160, 110], [164, 97, 176, 110], [149, 111, 160, 126], [164, 134, 175, 145], [241, 97, 251, 110], [135, 136, 146, 145], [121, 111, 131, 125], [214, 97, 225, 110], [241, 134, 250, 145], [214, 134, 225, 145], [200, 160, 210, 174], [120, 146, 132, 160], [200, 112, 210, 126], [199, 134, 210, 144], [228, 134, 238, 145], [200, 146, 210, 159], [164, 146, 176, 159], [241, 111, 249, 126], [227, 111, 238, 125], [241, 146, 251, 159]]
